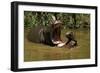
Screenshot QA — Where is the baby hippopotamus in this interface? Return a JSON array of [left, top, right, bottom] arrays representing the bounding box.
[[65, 31, 77, 48], [57, 31, 77, 48]]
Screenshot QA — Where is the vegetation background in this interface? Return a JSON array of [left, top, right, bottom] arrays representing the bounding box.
[[24, 11, 90, 61]]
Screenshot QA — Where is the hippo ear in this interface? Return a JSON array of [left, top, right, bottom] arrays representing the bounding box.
[[51, 15, 56, 21], [50, 15, 56, 25]]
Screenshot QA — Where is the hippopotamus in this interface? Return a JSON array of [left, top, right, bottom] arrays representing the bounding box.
[[27, 20, 77, 48]]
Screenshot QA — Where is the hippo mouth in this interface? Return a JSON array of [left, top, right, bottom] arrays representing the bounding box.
[[52, 33, 66, 47], [52, 27, 62, 44], [51, 23, 65, 47]]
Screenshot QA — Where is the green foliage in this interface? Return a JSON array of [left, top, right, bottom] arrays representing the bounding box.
[[24, 11, 90, 29]]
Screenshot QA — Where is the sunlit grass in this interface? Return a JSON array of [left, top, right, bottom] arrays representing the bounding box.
[[24, 29, 90, 62]]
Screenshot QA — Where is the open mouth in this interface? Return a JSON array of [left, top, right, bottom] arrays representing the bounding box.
[[51, 23, 65, 47]]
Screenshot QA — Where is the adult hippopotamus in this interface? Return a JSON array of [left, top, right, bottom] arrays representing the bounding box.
[[27, 20, 77, 48]]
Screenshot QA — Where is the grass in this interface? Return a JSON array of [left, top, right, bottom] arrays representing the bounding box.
[[24, 28, 90, 62]]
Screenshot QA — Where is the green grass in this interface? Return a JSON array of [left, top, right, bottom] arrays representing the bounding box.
[[24, 29, 90, 62]]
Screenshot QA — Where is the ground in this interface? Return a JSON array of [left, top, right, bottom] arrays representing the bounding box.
[[24, 29, 90, 62]]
